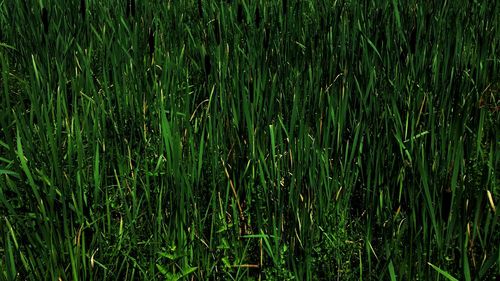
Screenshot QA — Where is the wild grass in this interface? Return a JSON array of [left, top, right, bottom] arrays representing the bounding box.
[[0, 0, 499, 280]]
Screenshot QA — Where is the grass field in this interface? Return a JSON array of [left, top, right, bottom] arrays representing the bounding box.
[[0, 0, 499, 280]]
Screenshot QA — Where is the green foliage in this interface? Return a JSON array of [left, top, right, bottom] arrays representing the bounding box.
[[0, 0, 499, 280]]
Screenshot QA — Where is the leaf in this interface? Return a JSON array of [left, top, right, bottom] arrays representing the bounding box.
[[388, 261, 397, 281], [428, 262, 459, 281], [158, 252, 180, 261], [0, 42, 17, 51], [156, 264, 168, 275], [0, 169, 20, 178], [222, 257, 231, 268], [217, 238, 230, 249], [180, 266, 197, 277]]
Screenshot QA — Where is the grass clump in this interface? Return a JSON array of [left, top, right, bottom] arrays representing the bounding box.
[[1, 0, 499, 280]]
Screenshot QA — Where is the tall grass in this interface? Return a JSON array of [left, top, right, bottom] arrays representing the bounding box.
[[1, 0, 499, 280]]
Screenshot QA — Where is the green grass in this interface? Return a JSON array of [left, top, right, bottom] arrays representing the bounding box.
[[1, 0, 499, 280]]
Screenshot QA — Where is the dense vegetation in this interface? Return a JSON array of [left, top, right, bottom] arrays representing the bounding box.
[[0, 0, 499, 280]]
